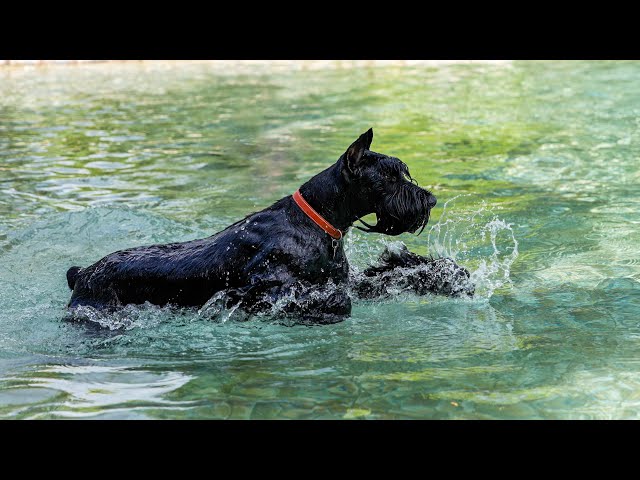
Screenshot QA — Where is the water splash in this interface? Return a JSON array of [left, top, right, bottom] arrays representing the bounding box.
[[63, 198, 518, 330], [67, 302, 174, 330], [472, 218, 519, 299], [428, 196, 519, 299], [198, 290, 237, 321]]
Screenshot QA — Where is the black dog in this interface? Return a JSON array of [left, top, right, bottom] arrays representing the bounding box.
[[66, 129, 472, 323], [353, 244, 474, 300]]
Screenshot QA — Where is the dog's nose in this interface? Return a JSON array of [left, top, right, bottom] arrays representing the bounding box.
[[428, 194, 437, 208]]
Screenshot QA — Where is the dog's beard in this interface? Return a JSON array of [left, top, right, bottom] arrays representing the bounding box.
[[356, 184, 432, 236]]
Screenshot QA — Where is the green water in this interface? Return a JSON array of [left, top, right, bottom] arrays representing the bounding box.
[[1, 61, 639, 419]]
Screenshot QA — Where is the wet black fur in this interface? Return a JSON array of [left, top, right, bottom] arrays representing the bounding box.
[[353, 244, 474, 300], [66, 129, 472, 324]]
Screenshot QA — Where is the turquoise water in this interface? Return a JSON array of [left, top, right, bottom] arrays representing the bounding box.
[[1, 61, 639, 419]]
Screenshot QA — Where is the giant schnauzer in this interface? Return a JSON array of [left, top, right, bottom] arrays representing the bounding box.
[[66, 129, 473, 324]]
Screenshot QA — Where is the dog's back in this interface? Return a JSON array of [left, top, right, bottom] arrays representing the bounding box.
[[66, 197, 337, 310]]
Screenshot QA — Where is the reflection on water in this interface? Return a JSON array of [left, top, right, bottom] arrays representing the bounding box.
[[1, 61, 640, 418], [1, 364, 193, 419]]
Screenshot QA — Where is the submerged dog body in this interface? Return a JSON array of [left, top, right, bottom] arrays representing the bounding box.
[[68, 195, 352, 314], [67, 129, 471, 323]]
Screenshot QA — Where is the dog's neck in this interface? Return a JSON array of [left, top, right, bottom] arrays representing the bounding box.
[[298, 161, 372, 232]]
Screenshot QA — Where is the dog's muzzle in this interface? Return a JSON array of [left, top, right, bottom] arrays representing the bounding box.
[[356, 184, 436, 236]]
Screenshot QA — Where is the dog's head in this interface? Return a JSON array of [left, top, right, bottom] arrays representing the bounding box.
[[341, 129, 437, 236]]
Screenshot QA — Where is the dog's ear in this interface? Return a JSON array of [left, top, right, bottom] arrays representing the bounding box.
[[344, 128, 373, 173]]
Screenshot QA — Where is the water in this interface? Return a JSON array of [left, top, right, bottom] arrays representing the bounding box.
[[1, 61, 639, 419]]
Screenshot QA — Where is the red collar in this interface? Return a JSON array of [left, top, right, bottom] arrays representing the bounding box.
[[292, 190, 343, 240]]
